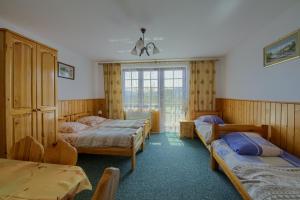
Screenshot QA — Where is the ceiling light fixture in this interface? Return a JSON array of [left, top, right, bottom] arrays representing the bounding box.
[[131, 28, 160, 56]]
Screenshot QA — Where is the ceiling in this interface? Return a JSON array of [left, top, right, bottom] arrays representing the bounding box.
[[0, 0, 297, 61]]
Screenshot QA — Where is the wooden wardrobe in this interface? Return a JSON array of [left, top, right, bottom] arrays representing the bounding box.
[[0, 29, 58, 158]]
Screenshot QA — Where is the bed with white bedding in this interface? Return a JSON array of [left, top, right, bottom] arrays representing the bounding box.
[[213, 139, 300, 200], [211, 124, 300, 200], [59, 114, 146, 171], [212, 139, 296, 169], [193, 112, 224, 149], [77, 115, 151, 139], [62, 126, 143, 148], [194, 122, 214, 145]]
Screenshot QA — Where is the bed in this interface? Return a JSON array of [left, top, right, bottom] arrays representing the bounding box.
[[210, 124, 300, 200], [65, 112, 151, 140], [192, 111, 223, 150], [58, 113, 147, 170]]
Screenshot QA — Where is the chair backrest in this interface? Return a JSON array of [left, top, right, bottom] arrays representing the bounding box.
[[44, 139, 78, 165], [10, 136, 44, 162], [92, 167, 120, 200]]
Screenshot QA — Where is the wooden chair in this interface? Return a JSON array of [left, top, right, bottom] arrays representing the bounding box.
[[44, 139, 78, 165], [10, 136, 44, 162], [92, 167, 120, 200]]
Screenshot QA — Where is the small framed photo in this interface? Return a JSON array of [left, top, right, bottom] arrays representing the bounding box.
[[58, 62, 75, 80], [264, 30, 300, 67]]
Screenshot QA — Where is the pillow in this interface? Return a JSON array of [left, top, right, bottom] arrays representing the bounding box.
[[77, 116, 106, 126], [59, 122, 89, 133], [195, 115, 224, 125], [222, 132, 283, 157]]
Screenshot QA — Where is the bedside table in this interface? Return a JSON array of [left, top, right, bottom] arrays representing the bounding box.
[[180, 120, 195, 139]]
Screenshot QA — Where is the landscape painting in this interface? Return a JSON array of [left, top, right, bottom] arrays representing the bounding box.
[[264, 30, 300, 67], [58, 62, 75, 80]]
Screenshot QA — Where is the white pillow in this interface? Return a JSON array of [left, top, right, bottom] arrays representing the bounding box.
[[59, 122, 89, 133], [77, 116, 106, 126]]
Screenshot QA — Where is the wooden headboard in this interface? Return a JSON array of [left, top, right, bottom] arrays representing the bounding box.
[[191, 111, 223, 120], [58, 112, 92, 123], [58, 99, 106, 119], [212, 124, 270, 141]]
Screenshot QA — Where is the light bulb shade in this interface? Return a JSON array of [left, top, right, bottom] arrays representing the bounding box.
[[153, 46, 160, 54], [131, 46, 138, 55], [135, 38, 144, 49]]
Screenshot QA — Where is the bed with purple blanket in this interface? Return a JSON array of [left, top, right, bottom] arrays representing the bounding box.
[[211, 124, 300, 200], [193, 112, 224, 149]]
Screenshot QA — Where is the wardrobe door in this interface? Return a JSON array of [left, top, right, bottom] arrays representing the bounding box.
[[5, 32, 37, 154], [36, 44, 58, 146]]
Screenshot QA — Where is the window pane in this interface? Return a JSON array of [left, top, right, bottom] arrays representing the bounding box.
[[125, 80, 131, 88], [174, 70, 182, 78], [124, 71, 131, 79], [164, 79, 173, 87], [143, 71, 150, 79], [151, 80, 158, 87], [164, 70, 173, 79], [132, 88, 139, 104], [144, 80, 150, 87], [174, 79, 182, 87], [131, 80, 138, 87], [132, 71, 138, 79], [143, 87, 150, 106], [151, 71, 158, 79]]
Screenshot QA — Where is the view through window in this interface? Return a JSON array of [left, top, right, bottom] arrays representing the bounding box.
[[122, 64, 187, 132]]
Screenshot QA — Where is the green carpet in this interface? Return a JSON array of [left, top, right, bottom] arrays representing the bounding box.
[[76, 132, 241, 200]]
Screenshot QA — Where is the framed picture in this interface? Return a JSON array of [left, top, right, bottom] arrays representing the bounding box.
[[58, 62, 75, 80], [264, 30, 300, 67]]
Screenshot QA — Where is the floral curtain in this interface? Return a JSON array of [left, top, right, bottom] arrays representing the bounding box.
[[188, 60, 216, 119], [103, 63, 124, 119]]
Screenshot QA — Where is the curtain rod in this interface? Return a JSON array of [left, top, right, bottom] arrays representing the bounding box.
[[96, 57, 221, 64]]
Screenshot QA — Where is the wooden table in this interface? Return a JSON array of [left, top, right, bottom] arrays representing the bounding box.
[[0, 158, 92, 200]]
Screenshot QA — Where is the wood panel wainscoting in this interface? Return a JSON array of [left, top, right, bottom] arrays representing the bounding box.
[[58, 99, 106, 120], [216, 98, 300, 157]]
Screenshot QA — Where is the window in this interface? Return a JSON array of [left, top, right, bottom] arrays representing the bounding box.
[[123, 71, 139, 108], [143, 70, 159, 109], [122, 64, 187, 132], [161, 69, 186, 131]]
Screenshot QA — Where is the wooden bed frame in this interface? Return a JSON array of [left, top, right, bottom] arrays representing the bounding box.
[[192, 111, 223, 151], [210, 124, 269, 200], [58, 112, 147, 170]]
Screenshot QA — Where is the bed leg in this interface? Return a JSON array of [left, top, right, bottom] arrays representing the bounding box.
[[211, 151, 218, 171], [141, 141, 145, 151], [131, 152, 136, 171]]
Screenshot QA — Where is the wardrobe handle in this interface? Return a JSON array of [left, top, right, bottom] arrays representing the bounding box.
[[37, 108, 41, 111], [32, 109, 37, 112]]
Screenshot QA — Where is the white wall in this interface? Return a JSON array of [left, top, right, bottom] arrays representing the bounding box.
[[0, 17, 104, 100], [215, 58, 225, 98], [219, 2, 300, 102]]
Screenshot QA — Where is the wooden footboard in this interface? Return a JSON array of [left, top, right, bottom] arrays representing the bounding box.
[[77, 127, 144, 171]]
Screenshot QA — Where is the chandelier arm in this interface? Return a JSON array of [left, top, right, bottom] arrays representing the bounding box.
[[145, 42, 156, 49], [145, 48, 150, 56]]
